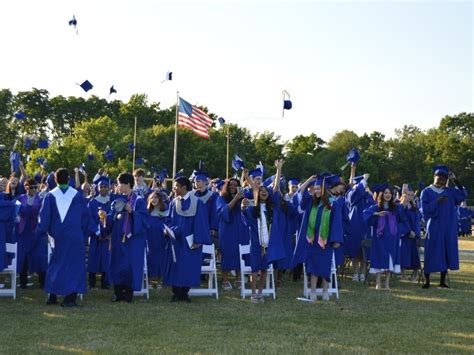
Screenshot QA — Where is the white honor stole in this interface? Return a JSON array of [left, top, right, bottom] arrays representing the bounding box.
[[257, 203, 270, 248]]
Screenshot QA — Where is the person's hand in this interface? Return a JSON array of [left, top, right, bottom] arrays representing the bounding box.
[[191, 243, 202, 249], [437, 195, 448, 203], [363, 173, 370, 181], [409, 231, 416, 239], [124, 203, 132, 213], [234, 190, 245, 201], [333, 242, 341, 249], [74, 167, 79, 173], [241, 198, 250, 208], [275, 159, 284, 169], [448, 172, 456, 180]]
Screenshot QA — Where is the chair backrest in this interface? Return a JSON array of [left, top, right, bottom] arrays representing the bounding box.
[[202, 244, 215, 255], [6, 243, 17, 254]]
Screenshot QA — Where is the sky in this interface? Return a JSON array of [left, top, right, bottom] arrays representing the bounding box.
[[0, 0, 472, 142]]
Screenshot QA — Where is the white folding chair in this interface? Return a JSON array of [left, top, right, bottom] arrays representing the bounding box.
[[133, 249, 150, 299], [0, 243, 17, 299], [238, 244, 276, 300], [303, 251, 339, 299], [189, 244, 219, 300]]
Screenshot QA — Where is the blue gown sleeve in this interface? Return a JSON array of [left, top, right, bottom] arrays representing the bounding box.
[[132, 198, 149, 237], [216, 196, 231, 223], [420, 189, 439, 220], [193, 201, 211, 244], [363, 204, 379, 225], [329, 198, 344, 245]]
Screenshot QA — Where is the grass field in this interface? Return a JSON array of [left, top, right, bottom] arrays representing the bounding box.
[[1, 238, 473, 354]]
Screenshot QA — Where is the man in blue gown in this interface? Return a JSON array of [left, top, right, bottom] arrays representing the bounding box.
[[420, 165, 467, 289], [37, 168, 90, 307], [164, 177, 211, 302]]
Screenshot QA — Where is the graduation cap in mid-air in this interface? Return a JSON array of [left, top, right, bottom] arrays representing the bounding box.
[[14, 111, 26, 120], [135, 156, 144, 166], [9, 151, 21, 174], [87, 152, 95, 161], [232, 154, 244, 171], [38, 139, 49, 149], [79, 163, 86, 174], [128, 143, 135, 152], [24, 137, 33, 150], [108, 85, 117, 98], [218, 117, 226, 126], [103, 146, 113, 161], [161, 71, 173, 84], [282, 90, 292, 117], [69, 15, 78, 34], [79, 80, 93, 92], [174, 168, 184, 180]]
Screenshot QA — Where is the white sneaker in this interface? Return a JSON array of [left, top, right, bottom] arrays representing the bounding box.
[[309, 293, 317, 302], [251, 294, 259, 304], [359, 273, 365, 282], [222, 281, 233, 291], [352, 274, 359, 282], [257, 294, 265, 304], [322, 292, 330, 301]]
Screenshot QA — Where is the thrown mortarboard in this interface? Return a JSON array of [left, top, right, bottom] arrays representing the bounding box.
[[14, 111, 26, 120], [155, 168, 168, 183], [128, 143, 135, 151], [433, 165, 449, 176], [218, 117, 226, 126], [97, 177, 110, 186], [249, 168, 263, 178], [232, 154, 244, 171], [288, 177, 300, 186], [24, 137, 32, 150], [87, 152, 95, 161], [135, 156, 144, 166], [69, 15, 77, 29], [194, 171, 209, 181], [174, 168, 184, 179], [38, 139, 49, 149], [256, 161, 265, 175], [36, 157, 47, 169], [9, 151, 21, 174], [263, 175, 275, 188], [104, 146, 113, 160], [34, 172, 42, 184], [79, 80, 93, 92], [109, 85, 117, 96], [283, 100, 292, 110]]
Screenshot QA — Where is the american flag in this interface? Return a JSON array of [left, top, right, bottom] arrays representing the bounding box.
[[178, 97, 214, 139]]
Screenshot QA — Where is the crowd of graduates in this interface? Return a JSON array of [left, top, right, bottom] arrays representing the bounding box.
[[0, 156, 471, 306]]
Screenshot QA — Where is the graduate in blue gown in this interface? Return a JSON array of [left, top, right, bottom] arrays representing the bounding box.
[[193, 171, 219, 241], [345, 173, 374, 282], [103, 172, 148, 302], [293, 174, 344, 301], [15, 178, 47, 289], [398, 187, 421, 276], [87, 178, 113, 289], [37, 168, 90, 307], [458, 201, 473, 237], [419, 166, 467, 289], [216, 178, 246, 290], [241, 160, 285, 303], [163, 177, 211, 302], [363, 183, 402, 290], [0, 196, 15, 271], [145, 191, 169, 287]]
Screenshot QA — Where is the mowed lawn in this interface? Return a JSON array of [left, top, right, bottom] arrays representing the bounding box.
[[1, 239, 473, 354]]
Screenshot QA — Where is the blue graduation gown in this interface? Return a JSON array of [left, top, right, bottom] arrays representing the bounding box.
[[87, 197, 112, 273], [398, 205, 421, 269], [146, 211, 169, 278], [292, 191, 344, 280], [458, 207, 473, 235], [216, 196, 247, 271], [344, 182, 374, 258], [420, 185, 467, 273], [37, 188, 90, 296], [0, 199, 15, 271], [15, 194, 47, 273], [195, 190, 219, 232], [274, 196, 298, 270], [363, 204, 402, 271], [108, 194, 148, 291], [163, 195, 211, 288]]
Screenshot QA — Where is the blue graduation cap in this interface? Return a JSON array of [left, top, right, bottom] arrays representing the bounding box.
[[38, 139, 49, 149], [36, 157, 46, 168], [433, 165, 449, 176], [174, 168, 184, 179], [24, 137, 32, 150], [288, 177, 300, 186], [79, 163, 86, 174], [256, 161, 265, 175], [232, 155, 245, 171], [313, 173, 330, 187], [346, 148, 360, 164], [79, 80, 93, 92], [216, 179, 225, 191], [9, 151, 21, 174], [46, 172, 56, 189], [263, 175, 275, 188], [249, 168, 263, 178], [128, 143, 135, 151], [283, 100, 292, 110], [325, 174, 344, 189], [218, 117, 226, 126], [33, 172, 42, 184], [418, 181, 425, 190], [352, 175, 364, 184], [14, 111, 26, 120], [97, 177, 110, 186], [104, 146, 113, 161], [135, 156, 144, 166], [373, 182, 390, 194], [109, 85, 117, 96], [87, 152, 95, 161], [68, 15, 77, 28], [155, 168, 168, 183], [166, 71, 172, 81], [194, 171, 209, 181]]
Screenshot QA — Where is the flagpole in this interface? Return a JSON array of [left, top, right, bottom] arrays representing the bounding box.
[[226, 124, 230, 179], [172, 91, 179, 179], [132, 116, 137, 172]]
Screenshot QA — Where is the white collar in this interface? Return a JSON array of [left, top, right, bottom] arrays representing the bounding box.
[[182, 192, 191, 200]]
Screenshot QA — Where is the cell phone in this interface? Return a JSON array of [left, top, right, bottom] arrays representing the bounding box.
[[402, 184, 408, 194]]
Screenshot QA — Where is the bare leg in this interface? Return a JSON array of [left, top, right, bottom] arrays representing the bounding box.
[[385, 271, 391, 289], [258, 270, 267, 295], [376, 273, 382, 289], [251, 272, 258, 295]]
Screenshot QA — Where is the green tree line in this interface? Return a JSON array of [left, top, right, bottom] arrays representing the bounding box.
[[0, 88, 472, 201]]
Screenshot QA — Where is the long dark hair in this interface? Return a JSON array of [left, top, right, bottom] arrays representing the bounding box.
[[220, 178, 240, 203], [253, 186, 274, 222], [311, 187, 331, 209], [377, 188, 397, 211], [147, 191, 167, 213]]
